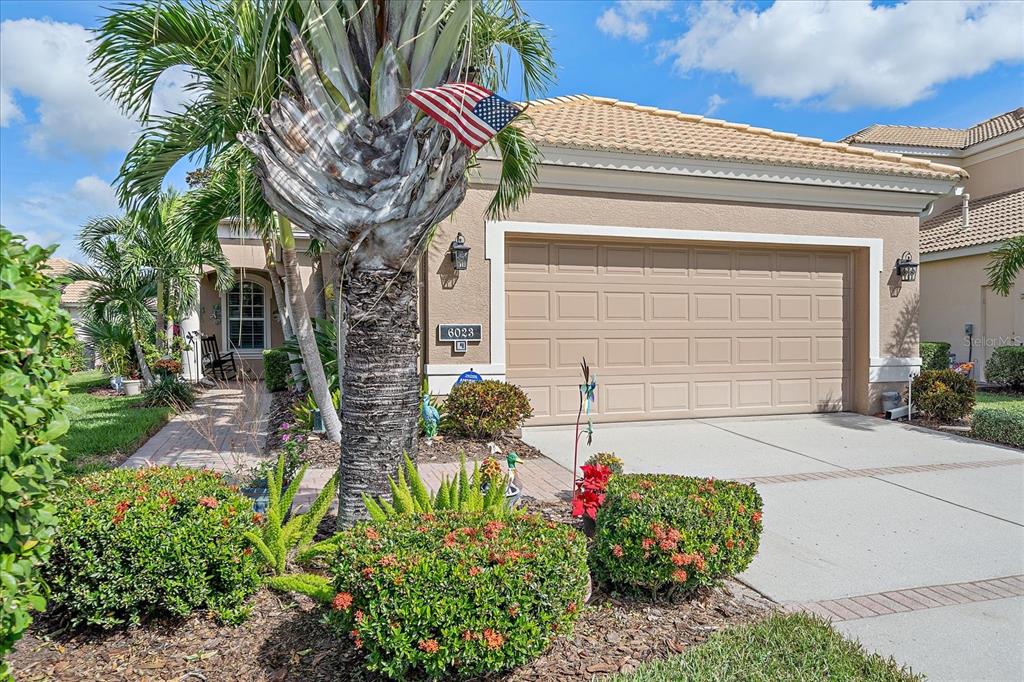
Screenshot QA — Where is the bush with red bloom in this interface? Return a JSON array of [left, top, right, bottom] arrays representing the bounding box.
[[44, 466, 260, 629], [332, 591, 353, 611], [325, 512, 587, 680], [591, 474, 763, 597], [571, 463, 613, 521]]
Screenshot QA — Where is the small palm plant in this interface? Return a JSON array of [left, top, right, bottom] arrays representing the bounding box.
[[246, 452, 338, 603]]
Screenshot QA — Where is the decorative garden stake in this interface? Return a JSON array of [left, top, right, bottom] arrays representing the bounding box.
[[421, 393, 440, 440], [572, 358, 598, 509]]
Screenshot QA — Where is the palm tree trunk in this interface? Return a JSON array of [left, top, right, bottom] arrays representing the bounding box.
[[155, 278, 166, 351], [279, 217, 341, 442], [310, 254, 327, 319], [263, 239, 305, 390], [338, 266, 419, 525], [130, 315, 155, 385]]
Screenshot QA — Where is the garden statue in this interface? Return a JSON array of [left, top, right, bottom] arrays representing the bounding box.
[[421, 393, 440, 439], [506, 451, 523, 506]]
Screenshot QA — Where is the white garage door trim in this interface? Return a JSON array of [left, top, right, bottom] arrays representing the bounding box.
[[425, 221, 917, 393]]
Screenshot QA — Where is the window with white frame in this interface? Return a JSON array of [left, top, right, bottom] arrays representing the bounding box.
[[226, 280, 266, 350]]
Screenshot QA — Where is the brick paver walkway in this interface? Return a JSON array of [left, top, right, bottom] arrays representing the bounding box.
[[418, 455, 572, 503], [121, 383, 271, 478]]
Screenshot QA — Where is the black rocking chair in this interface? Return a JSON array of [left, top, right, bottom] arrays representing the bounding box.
[[201, 335, 238, 381]]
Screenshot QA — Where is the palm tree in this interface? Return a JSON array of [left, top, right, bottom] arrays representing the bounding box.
[[987, 236, 1024, 296], [91, 0, 341, 440], [240, 0, 555, 523]]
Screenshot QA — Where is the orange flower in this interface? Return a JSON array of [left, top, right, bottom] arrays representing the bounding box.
[[672, 569, 688, 583], [365, 527, 380, 541], [198, 496, 219, 509], [350, 630, 362, 649], [751, 511, 762, 524], [84, 498, 96, 506], [612, 544, 624, 558], [242, 547, 253, 556], [708, 544, 719, 556], [725, 539, 735, 549], [354, 610, 364, 623], [641, 538, 654, 550], [565, 601, 577, 614], [483, 629, 504, 649], [361, 566, 375, 579], [378, 554, 397, 567], [508, 605, 520, 618], [468, 566, 482, 576], [332, 592, 353, 611], [252, 512, 264, 524], [628, 492, 643, 502], [418, 639, 440, 654], [462, 630, 476, 641]]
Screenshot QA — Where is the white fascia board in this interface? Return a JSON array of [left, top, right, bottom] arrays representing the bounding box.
[[921, 242, 1004, 262], [869, 357, 923, 383], [847, 143, 963, 160]]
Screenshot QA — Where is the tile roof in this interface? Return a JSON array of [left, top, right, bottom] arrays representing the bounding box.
[[921, 188, 1024, 253], [514, 95, 965, 181], [43, 258, 92, 306], [842, 107, 1024, 149]]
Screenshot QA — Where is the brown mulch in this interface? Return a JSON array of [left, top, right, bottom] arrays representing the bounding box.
[[86, 386, 121, 398], [417, 434, 546, 464]]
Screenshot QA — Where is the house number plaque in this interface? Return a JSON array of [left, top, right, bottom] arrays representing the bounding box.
[[438, 324, 482, 353]]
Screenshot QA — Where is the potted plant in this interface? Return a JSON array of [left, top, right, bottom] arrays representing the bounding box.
[[123, 369, 143, 396], [101, 343, 129, 392]]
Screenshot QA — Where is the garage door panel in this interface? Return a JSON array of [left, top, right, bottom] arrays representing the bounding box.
[[506, 238, 852, 424]]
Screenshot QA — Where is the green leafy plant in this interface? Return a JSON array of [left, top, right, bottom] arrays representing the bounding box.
[[141, 374, 196, 409], [323, 512, 589, 680], [362, 455, 512, 520], [292, 388, 341, 431], [43, 467, 261, 628], [912, 369, 976, 422], [0, 229, 76, 675], [591, 474, 763, 598], [586, 452, 624, 475], [919, 342, 951, 371], [245, 451, 338, 603], [985, 346, 1024, 390], [263, 347, 290, 392], [55, 336, 87, 373], [442, 380, 533, 439], [151, 357, 181, 377], [972, 407, 1024, 448], [279, 317, 339, 390]]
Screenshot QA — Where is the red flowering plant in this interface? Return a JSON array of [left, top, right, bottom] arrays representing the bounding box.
[[572, 463, 612, 521], [320, 512, 589, 680], [590, 474, 763, 598], [43, 466, 261, 628]]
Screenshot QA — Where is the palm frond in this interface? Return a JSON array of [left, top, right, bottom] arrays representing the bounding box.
[[986, 235, 1024, 296], [485, 124, 541, 219]]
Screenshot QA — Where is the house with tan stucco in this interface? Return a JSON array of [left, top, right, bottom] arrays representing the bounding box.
[[199, 95, 968, 422], [845, 108, 1024, 380]]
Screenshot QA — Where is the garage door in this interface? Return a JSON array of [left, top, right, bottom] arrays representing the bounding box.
[[505, 237, 852, 425]]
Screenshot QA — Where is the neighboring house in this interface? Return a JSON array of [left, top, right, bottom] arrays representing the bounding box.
[[844, 108, 1024, 379], [203, 95, 965, 424], [43, 257, 95, 365]]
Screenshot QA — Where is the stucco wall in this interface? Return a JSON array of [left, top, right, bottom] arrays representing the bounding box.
[[424, 183, 921, 412], [920, 253, 1023, 379]]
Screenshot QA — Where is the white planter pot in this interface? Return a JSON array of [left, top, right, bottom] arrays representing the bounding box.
[[123, 379, 143, 396]]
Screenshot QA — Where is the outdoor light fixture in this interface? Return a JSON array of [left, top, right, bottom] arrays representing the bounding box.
[[450, 232, 471, 271], [895, 251, 919, 282], [311, 408, 325, 434]]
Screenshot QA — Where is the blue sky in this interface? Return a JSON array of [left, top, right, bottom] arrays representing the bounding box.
[[2, 0, 1022, 259]]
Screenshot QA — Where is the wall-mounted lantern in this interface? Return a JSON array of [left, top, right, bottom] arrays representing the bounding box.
[[895, 251, 919, 282], [450, 232, 471, 271]]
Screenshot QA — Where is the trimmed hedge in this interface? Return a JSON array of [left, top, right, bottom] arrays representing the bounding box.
[[44, 467, 261, 628], [985, 346, 1024, 390], [919, 341, 951, 371], [972, 408, 1024, 448], [591, 474, 763, 597], [911, 369, 976, 422], [263, 347, 290, 392], [443, 380, 533, 438], [326, 512, 588, 680]]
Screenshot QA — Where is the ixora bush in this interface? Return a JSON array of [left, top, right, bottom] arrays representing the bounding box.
[[443, 380, 533, 439], [972, 408, 1024, 448], [591, 474, 763, 597], [985, 346, 1024, 390], [44, 467, 261, 628], [0, 230, 76, 674], [263, 347, 290, 392], [323, 513, 588, 680], [911, 369, 976, 422], [919, 341, 951, 371]]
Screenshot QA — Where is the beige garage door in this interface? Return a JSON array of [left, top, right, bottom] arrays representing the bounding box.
[[505, 237, 852, 425]]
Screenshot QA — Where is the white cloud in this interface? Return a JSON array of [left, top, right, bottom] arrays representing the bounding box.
[[704, 93, 726, 116], [72, 175, 120, 215], [0, 18, 192, 156], [597, 0, 672, 42], [661, 1, 1024, 110]]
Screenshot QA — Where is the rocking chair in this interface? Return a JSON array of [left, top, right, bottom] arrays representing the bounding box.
[[201, 335, 238, 381]]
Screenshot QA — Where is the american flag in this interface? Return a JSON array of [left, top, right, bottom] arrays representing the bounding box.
[[406, 82, 522, 151]]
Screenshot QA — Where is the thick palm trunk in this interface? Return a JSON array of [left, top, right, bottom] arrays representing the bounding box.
[[338, 267, 419, 525], [280, 217, 341, 442]]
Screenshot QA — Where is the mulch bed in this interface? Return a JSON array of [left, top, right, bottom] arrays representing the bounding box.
[[86, 386, 122, 398]]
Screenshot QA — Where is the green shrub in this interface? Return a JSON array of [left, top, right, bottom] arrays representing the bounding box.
[[985, 346, 1024, 390], [44, 467, 261, 628], [263, 347, 290, 392], [972, 407, 1024, 448], [141, 374, 196, 409], [55, 336, 86, 373], [919, 341, 951, 371], [1, 230, 76, 674], [591, 474, 763, 597], [325, 513, 588, 680], [443, 380, 533, 438], [911, 369, 976, 422], [586, 451, 624, 474]]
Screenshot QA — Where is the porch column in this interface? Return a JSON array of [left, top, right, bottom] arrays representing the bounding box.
[[181, 296, 203, 382]]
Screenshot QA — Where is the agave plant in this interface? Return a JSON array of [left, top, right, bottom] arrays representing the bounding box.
[[240, 0, 555, 524]]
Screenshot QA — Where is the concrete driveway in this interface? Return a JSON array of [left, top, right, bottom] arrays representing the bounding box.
[[523, 413, 1024, 681]]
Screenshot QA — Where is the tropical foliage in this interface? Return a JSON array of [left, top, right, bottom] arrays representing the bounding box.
[[985, 345, 1024, 390], [911, 369, 976, 422], [443, 380, 534, 438], [986, 235, 1024, 296], [0, 229, 76, 676]]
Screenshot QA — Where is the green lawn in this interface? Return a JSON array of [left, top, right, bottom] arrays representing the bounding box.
[[60, 370, 174, 474], [611, 613, 921, 682], [976, 391, 1024, 413]]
